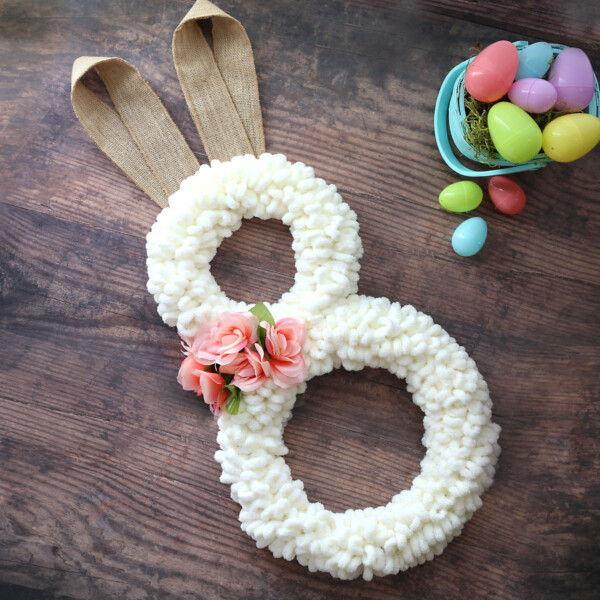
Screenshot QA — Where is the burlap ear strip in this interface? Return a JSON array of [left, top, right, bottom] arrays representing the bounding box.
[[71, 0, 265, 208]]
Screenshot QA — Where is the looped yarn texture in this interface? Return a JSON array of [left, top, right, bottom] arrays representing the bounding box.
[[147, 153, 363, 337], [146, 153, 501, 580]]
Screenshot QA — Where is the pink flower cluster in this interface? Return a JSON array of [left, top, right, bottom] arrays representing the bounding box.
[[177, 310, 306, 415]]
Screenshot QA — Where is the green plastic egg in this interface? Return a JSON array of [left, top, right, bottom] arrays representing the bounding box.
[[542, 113, 600, 162], [439, 181, 483, 212], [488, 102, 543, 163]]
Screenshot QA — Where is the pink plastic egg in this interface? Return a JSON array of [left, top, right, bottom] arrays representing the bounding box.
[[508, 78, 557, 113], [508, 79, 557, 113], [548, 48, 596, 112], [488, 176, 526, 215], [465, 41, 519, 103]]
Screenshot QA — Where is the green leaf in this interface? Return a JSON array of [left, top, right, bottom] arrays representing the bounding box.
[[256, 324, 267, 348], [223, 383, 239, 396], [225, 390, 241, 415], [223, 384, 242, 415], [249, 301, 275, 327], [221, 372, 234, 385]]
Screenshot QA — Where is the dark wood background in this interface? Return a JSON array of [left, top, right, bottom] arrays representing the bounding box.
[[1, 1, 599, 598]]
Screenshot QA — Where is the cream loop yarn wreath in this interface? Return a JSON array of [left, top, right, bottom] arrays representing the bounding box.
[[72, 0, 500, 582], [146, 153, 501, 580]]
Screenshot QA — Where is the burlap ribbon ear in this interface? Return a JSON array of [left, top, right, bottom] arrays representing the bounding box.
[[71, 0, 265, 208], [173, 0, 265, 161]]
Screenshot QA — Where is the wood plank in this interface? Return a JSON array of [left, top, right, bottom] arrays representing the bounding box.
[[421, 0, 600, 49], [4, 200, 598, 360], [2, 390, 596, 599], [2, 1, 598, 261]]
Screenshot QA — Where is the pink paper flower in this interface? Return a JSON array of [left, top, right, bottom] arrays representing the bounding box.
[[177, 354, 206, 393], [198, 370, 229, 415], [191, 311, 258, 366], [221, 344, 269, 392], [178, 308, 307, 416], [264, 318, 306, 388]]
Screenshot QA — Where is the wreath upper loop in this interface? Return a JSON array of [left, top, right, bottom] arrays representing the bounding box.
[[146, 153, 363, 337]]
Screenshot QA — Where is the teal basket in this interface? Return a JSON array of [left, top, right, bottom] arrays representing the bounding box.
[[434, 41, 600, 177]]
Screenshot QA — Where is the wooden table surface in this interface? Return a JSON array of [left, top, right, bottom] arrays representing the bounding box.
[[1, 1, 599, 598]]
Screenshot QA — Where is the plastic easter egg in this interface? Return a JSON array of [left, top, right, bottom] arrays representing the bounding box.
[[488, 102, 543, 163], [515, 42, 553, 80], [465, 41, 519, 103], [548, 47, 596, 112], [439, 181, 483, 212], [452, 217, 487, 257], [488, 176, 526, 215], [542, 113, 600, 162], [508, 78, 557, 113]]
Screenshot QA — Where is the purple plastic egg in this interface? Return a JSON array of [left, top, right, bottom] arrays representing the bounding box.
[[549, 48, 596, 112], [508, 78, 558, 113]]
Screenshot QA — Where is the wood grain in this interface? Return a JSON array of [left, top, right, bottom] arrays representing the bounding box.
[[1, 0, 599, 598]]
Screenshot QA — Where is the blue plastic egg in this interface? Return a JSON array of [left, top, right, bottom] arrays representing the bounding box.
[[515, 42, 553, 80], [452, 217, 488, 257]]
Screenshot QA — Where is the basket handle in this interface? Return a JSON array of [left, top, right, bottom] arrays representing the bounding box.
[[434, 62, 544, 178]]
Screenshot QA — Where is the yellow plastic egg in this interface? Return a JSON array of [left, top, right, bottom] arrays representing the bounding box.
[[542, 114, 600, 162]]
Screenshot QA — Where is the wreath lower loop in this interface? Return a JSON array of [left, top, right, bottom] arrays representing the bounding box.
[[215, 296, 500, 580], [146, 153, 363, 337]]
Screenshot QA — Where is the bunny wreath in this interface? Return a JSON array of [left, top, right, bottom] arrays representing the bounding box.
[[72, 0, 500, 581]]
